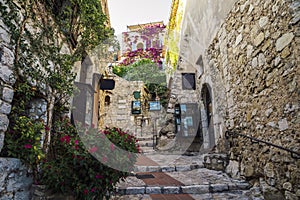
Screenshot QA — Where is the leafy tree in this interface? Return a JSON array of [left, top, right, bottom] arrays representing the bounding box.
[[114, 59, 169, 107]]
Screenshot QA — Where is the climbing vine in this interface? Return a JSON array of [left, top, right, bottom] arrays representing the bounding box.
[[0, 0, 111, 179]]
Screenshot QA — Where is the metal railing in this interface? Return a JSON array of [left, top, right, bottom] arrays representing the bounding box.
[[225, 130, 300, 159]]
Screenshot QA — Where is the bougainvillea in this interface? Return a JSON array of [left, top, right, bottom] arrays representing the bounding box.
[[119, 48, 163, 67], [120, 22, 166, 67]]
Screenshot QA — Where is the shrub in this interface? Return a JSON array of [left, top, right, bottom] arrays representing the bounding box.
[[40, 118, 139, 199], [1, 116, 45, 180]]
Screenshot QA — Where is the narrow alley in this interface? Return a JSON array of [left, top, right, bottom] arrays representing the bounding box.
[[111, 131, 264, 200], [0, 0, 299, 199]]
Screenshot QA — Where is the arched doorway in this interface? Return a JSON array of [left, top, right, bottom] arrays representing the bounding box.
[[201, 84, 215, 149]]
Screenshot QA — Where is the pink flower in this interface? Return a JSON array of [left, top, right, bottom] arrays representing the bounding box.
[[110, 143, 115, 151], [24, 144, 32, 149], [74, 140, 79, 145], [60, 135, 71, 144], [89, 146, 98, 153], [91, 188, 96, 193], [83, 189, 88, 194], [44, 125, 50, 131], [95, 174, 103, 179]]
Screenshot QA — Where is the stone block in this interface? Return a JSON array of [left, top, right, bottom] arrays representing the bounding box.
[[181, 185, 209, 194], [0, 113, 9, 131], [226, 160, 240, 179], [175, 165, 191, 172], [276, 33, 294, 51], [125, 187, 145, 195], [0, 100, 11, 114], [161, 166, 175, 172], [254, 32, 265, 47], [259, 16, 269, 28], [145, 186, 161, 194], [210, 183, 229, 192], [1, 87, 14, 103], [0, 131, 4, 152], [162, 186, 180, 194], [0, 65, 15, 84], [278, 118, 288, 131], [0, 46, 14, 66]]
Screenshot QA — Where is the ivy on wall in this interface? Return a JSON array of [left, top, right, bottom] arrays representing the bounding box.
[[0, 0, 111, 178]]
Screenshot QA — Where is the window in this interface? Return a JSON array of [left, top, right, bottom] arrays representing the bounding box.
[[105, 95, 110, 106], [137, 42, 144, 50], [182, 73, 196, 90]]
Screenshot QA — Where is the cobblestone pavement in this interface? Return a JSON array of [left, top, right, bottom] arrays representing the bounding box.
[[111, 134, 265, 200]]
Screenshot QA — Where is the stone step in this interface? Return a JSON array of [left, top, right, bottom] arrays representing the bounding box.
[[115, 182, 251, 195], [133, 163, 203, 173], [111, 191, 264, 200], [136, 135, 155, 141], [140, 146, 156, 154], [138, 140, 155, 147]]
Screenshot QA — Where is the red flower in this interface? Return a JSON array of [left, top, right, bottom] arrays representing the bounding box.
[[95, 174, 103, 179], [60, 135, 71, 144], [44, 125, 50, 131], [24, 144, 32, 149], [83, 189, 88, 194]]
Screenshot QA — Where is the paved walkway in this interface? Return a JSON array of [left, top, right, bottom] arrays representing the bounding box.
[[111, 133, 265, 200]]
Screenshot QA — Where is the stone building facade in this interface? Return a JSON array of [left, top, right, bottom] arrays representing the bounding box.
[[0, 0, 112, 199], [99, 76, 154, 136], [169, 0, 299, 198], [166, 0, 239, 150]]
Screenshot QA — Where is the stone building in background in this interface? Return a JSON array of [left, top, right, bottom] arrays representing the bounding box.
[[166, 0, 299, 198]]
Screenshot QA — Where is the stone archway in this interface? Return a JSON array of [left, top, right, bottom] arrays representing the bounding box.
[[201, 83, 215, 149]]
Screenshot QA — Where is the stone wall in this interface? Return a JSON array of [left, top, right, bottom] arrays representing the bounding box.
[[0, 1, 74, 199], [0, 158, 33, 199], [168, 0, 239, 151], [0, 7, 15, 153], [99, 77, 153, 136], [206, 0, 299, 198]]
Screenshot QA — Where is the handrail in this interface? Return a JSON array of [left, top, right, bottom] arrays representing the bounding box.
[[225, 130, 300, 159]]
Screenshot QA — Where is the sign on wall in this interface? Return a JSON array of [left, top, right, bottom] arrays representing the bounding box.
[[131, 101, 141, 114], [148, 101, 161, 111]]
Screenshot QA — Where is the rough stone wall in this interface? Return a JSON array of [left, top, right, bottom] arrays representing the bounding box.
[[206, 0, 300, 198], [0, 1, 73, 199], [0, 158, 33, 199], [0, 9, 15, 153], [169, 0, 239, 150], [99, 77, 153, 136]]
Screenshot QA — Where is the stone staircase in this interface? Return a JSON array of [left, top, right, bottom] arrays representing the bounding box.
[[111, 133, 265, 200]]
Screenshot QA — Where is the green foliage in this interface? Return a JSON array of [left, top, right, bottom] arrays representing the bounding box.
[[0, 80, 46, 180], [0, 0, 113, 189], [41, 118, 139, 199], [43, 0, 113, 55], [3, 116, 45, 179], [113, 59, 169, 107]]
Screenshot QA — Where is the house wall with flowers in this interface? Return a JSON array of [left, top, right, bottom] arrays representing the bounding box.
[[120, 22, 166, 68]]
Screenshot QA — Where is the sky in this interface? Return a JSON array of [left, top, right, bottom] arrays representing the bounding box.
[[108, 0, 173, 35]]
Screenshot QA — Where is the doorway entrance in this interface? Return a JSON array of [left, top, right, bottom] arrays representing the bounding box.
[[201, 84, 215, 149]]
